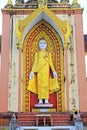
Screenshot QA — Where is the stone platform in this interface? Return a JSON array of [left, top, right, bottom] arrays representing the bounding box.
[[18, 126, 75, 130], [17, 112, 71, 126], [32, 108, 56, 112]]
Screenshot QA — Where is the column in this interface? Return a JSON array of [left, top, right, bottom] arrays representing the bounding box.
[[74, 10, 87, 111], [0, 12, 10, 112]]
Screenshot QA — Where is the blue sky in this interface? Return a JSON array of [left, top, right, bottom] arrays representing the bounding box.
[[0, 0, 87, 35]]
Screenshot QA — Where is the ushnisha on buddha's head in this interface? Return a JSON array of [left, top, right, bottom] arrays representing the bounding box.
[[38, 38, 47, 50]]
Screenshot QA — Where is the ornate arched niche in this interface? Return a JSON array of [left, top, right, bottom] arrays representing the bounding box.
[[22, 20, 65, 112]]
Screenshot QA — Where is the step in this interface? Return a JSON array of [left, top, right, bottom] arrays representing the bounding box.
[[17, 112, 71, 126], [18, 126, 75, 130]]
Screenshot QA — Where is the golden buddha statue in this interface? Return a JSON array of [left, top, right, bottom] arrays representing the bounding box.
[[28, 38, 59, 104]]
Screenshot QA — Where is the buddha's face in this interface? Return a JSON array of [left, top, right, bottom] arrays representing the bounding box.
[[39, 39, 47, 50]]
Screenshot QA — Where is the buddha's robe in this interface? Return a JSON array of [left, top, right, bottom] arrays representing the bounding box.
[[28, 50, 59, 99]]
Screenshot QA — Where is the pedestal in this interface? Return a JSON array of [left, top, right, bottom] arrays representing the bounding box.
[[35, 103, 53, 108], [32, 103, 56, 112]]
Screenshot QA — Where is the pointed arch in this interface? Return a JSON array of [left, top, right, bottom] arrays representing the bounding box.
[[15, 8, 71, 48], [22, 20, 65, 112]]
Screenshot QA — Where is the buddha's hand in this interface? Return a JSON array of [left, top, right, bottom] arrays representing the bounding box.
[[53, 71, 58, 79], [29, 71, 34, 79]]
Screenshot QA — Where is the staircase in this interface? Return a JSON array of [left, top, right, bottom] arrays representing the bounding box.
[[17, 112, 36, 126], [0, 111, 86, 130], [17, 112, 72, 126]]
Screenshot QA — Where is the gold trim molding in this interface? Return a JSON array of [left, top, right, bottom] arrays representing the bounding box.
[[15, 7, 71, 49]]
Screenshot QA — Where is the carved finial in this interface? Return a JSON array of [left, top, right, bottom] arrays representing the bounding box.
[[5, 0, 13, 8], [38, 0, 47, 8], [15, 0, 24, 4], [72, 0, 78, 5], [72, 0, 80, 7], [7, 0, 13, 5], [60, 0, 69, 3]]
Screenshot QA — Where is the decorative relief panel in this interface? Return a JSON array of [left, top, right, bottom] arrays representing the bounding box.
[[68, 15, 79, 112], [8, 15, 27, 112]]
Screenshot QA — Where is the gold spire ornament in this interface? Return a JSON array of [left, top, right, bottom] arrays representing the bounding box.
[[72, 0, 80, 7], [5, 0, 13, 8], [38, 0, 47, 8], [72, 0, 79, 5], [7, 0, 13, 5]]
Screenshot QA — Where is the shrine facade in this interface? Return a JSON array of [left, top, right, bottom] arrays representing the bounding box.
[[0, 0, 87, 113]]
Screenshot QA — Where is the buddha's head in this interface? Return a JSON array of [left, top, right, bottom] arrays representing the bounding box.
[[39, 38, 47, 50]]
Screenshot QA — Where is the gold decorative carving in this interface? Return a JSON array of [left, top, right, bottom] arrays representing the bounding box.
[[38, 0, 47, 8], [15, 7, 71, 49], [7, 0, 13, 5], [72, 0, 79, 5]]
